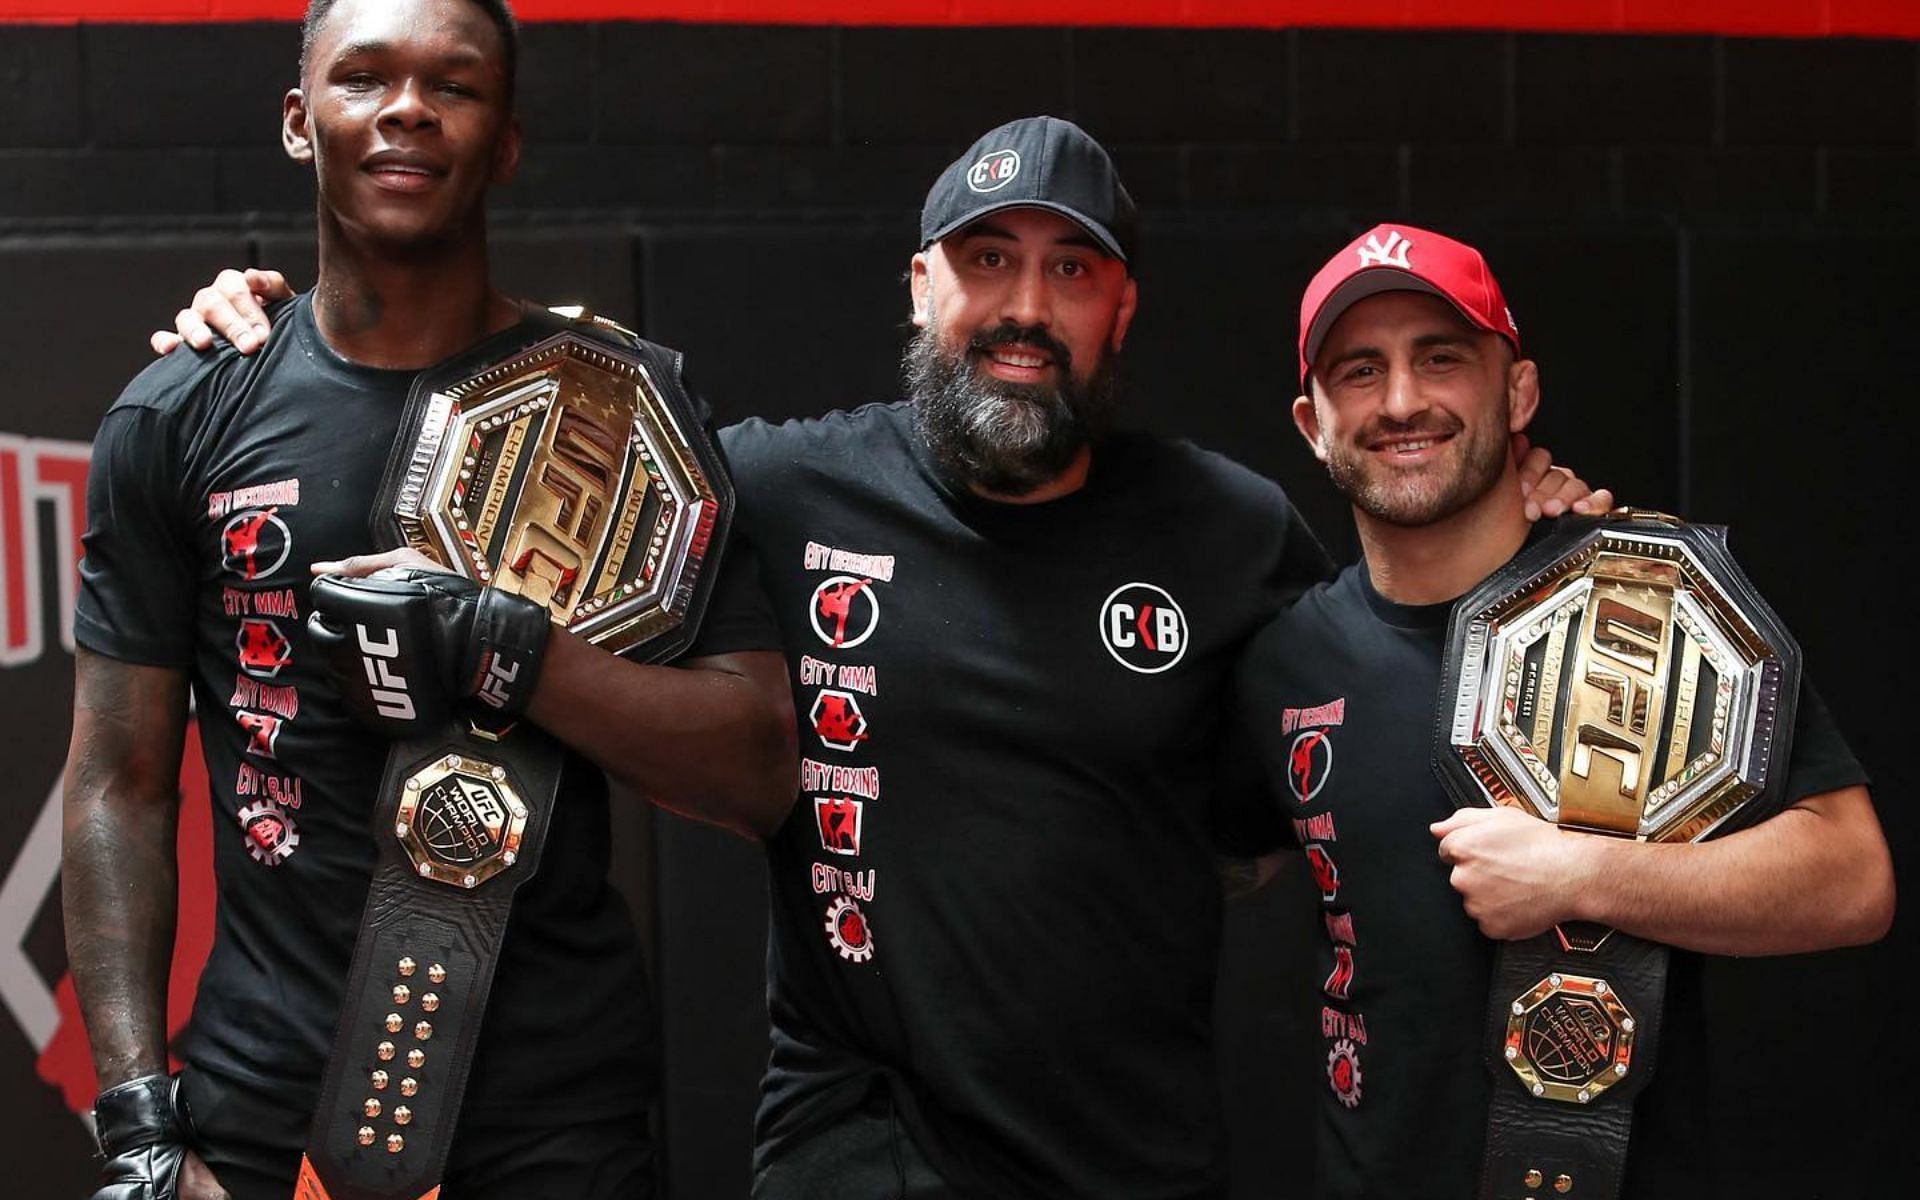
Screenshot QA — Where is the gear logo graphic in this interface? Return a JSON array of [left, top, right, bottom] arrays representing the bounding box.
[[1327, 1038, 1363, 1109], [823, 895, 875, 963], [238, 801, 300, 866]]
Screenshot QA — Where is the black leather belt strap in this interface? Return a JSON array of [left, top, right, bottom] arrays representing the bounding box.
[[1478, 929, 1669, 1200], [295, 719, 561, 1200]]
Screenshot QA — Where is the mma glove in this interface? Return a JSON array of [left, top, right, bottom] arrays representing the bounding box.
[[89, 1073, 195, 1200], [308, 568, 551, 739]]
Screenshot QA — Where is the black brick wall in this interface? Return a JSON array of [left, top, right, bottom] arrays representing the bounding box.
[[1, 24, 1913, 226]]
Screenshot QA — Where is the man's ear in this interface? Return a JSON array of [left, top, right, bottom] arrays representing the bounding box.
[[909, 253, 931, 328], [283, 88, 313, 165], [1292, 391, 1329, 463], [491, 115, 523, 185], [1507, 357, 1541, 433], [1110, 276, 1140, 352]]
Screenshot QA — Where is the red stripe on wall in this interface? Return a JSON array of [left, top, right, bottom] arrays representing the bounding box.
[[1, 1, 1917, 37], [0, 448, 25, 655]]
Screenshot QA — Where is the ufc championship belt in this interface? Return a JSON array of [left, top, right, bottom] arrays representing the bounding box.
[[1434, 512, 1800, 1200], [294, 311, 731, 1200]]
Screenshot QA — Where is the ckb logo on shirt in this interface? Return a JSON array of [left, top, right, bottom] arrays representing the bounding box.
[[1098, 582, 1188, 674]]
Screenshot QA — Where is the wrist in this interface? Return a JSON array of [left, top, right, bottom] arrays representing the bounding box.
[[92, 1072, 193, 1155], [464, 586, 551, 714], [1555, 828, 1614, 924]]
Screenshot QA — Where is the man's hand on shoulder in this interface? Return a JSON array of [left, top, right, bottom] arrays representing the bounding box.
[[1512, 433, 1614, 521], [150, 268, 292, 357]]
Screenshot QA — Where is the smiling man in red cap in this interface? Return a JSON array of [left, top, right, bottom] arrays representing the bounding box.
[[1235, 223, 1893, 1199]]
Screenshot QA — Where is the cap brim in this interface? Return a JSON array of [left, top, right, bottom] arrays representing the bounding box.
[[1303, 270, 1492, 379], [922, 199, 1129, 263]]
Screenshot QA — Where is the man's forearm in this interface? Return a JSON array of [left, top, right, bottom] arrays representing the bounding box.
[[1563, 786, 1893, 955], [526, 635, 797, 838], [60, 653, 191, 1089], [62, 794, 180, 1086]]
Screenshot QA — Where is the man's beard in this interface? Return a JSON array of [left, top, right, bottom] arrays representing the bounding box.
[[1323, 400, 1510, 527], [905, 321, 1121, 496]]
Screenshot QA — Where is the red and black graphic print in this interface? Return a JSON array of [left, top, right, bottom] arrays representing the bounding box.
[[220, 508, 292, 581], [809, 575, 879, 649], [235, 617, 293, 679], [1323, 945, 1356, 1001], [811, 862, 876, 902], [809, 688, 870, 752], [1305, 843, 1340, 903], [1286, 728, 1334, 803], [1327, 1038, 1363, 1109], [237, 800, 300, 866], [235, 710, 283, 760], [1097, 582, 1189, 674], [823, 895, 875, 963], [814, 796, 864, 857], [1323, 909, 1359, 1001]]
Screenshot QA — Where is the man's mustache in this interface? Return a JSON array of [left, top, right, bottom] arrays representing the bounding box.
[[1356, 414, 1464, 446], [966, 323, 1073, 372]]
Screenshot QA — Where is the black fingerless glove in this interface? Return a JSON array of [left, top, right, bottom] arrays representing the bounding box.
[[89, 1073, 194, 1200], [308, 568, 551, 738]]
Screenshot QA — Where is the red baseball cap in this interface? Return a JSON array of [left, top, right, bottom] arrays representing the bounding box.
[[1297, 223, 1521, 389]]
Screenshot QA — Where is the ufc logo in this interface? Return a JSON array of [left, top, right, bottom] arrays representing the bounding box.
[[356, 625, 415, 721], [1572, 595, 1668, 797], [476, 654, 520, 710]]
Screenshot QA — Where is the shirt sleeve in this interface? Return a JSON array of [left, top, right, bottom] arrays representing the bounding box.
[[1207, 700, 1294, 856], [73, 403, 199, 667], [1273, 495, 1337, 606], [682, 521, 782, 658], [1223, 622, 1300, 853], [677, 398, 782, 659], [1780, 680, 1871, 804]]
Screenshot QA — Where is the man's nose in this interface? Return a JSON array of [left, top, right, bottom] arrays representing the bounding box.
[[1000, 262, 1050, 329], [380, 79, 438, 130], [1380, 365, 1428, 421]]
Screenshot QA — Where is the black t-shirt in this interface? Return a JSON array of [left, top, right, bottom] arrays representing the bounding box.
[[722, 402, 1333, 1200], [1234, 557, 1870, 1200], [74, 293, 777, 1137]]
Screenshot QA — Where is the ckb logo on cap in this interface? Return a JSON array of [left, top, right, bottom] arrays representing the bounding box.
[[967, 148, 1021, 193]]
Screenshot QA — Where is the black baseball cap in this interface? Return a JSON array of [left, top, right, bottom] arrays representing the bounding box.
[[920, 116, 1138, 264]]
